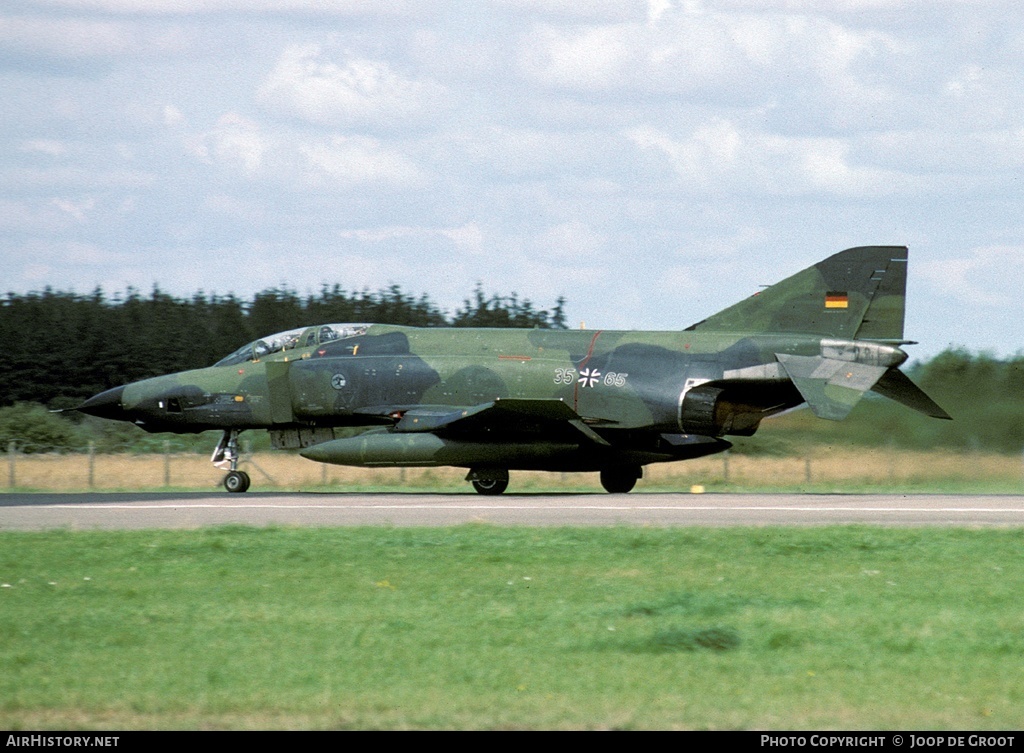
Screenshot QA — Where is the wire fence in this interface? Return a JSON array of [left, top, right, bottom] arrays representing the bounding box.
[[4, 441, 1024, 492]]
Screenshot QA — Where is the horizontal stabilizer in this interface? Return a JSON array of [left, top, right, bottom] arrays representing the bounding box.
[[871, 368, 952, 420], [776, 354, 888, 421]]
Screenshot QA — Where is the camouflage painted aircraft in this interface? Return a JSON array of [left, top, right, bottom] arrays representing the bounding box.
[[77, 246, 950, 494]]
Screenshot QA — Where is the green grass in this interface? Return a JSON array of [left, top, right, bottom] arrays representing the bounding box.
[[2, 526, 1023, 730]]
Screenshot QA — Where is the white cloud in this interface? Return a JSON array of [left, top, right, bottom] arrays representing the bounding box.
[[11, 239, 127, 282], [19, 140, 67, 157], [0, 15, 190, 64], [449, 126, 610, 179], [647, 0, 673, 25], [918, 246, 1024, 309], [299, 135, 422, 187], [857, 127, 1024, 177], [626, 121, 924, 196], [51, 197, 95, 221], [1, 166, 155, 191], [257, 45, 449, 129], [519, 10, 901, 101], [0, 16, 134, 59], [441, 223, 486, 255], [335, 223, 486, 254], [533, 220, 608, 260], [521, 24, 634, 90], [19, 0, 416, 15], [691, 0, 987, 10], [0, 199, 75, 233], [187, 113, 268, 176], [162, 105, 186, 127], [62, 240, 123, 265], [492, 0, 648, 21], [182, 110, 423, 188], [940, 60, 1024, 129]]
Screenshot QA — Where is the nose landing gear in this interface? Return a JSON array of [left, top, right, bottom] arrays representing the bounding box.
[[213, 429, 251, 493]]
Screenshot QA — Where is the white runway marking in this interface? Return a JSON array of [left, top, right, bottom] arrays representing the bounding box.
[[2, 493, 1023, 529], [40, 503, 1024, 513]]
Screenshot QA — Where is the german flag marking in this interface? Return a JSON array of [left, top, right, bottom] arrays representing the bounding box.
[[825, 291, 849, 309]]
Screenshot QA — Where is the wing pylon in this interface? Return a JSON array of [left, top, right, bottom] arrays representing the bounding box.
[[392, 398, 611, 446]]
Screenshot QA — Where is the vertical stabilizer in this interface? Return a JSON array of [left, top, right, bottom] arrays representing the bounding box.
[[687, 246, 909, 340]]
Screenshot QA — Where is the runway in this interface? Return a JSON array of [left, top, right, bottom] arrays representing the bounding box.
[[2, 491, 1023, 529]]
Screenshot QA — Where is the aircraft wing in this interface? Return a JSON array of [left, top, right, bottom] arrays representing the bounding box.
[[368, 398, 612, 446]]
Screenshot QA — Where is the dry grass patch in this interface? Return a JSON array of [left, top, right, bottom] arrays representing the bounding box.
[[3, 447, 1022, 493]]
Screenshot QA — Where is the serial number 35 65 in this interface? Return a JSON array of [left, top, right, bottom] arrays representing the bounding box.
[[553, 368, 628, 387]]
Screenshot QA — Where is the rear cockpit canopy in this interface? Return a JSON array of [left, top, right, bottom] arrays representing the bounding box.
[[214, 324, 370, 366]]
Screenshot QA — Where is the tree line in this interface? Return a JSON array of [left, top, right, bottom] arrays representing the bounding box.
[[0, 283, 568, 410]]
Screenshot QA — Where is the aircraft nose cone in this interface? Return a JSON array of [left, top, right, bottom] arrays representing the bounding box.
[[76, 386, 127, 421]]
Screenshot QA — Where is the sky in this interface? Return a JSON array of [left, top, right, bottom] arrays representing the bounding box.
[[3, 0, 1023, 362]]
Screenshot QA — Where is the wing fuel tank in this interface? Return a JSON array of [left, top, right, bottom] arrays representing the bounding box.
[[300, 432, 581, 468]]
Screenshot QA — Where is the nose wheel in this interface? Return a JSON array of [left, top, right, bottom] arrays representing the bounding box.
[[223, 470, 251, 493], [213, 430, 251, 493]]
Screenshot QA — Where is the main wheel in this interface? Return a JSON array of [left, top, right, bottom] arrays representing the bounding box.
[[600, 466, 640, 494], [472, 477, 509, 495], [224, 470, 251, 493], [470, 468, 509, 496]]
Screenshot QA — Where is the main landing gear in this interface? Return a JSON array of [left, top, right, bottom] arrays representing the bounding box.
[[465, 465, 643, 494], [213, 429, 250, 493], [600, 465, 641, 494], [467, 468, 509, 495]]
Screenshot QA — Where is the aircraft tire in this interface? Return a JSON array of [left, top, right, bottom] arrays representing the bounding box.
[[224, 470, 251, 493], [600, 466, 639, 494], [471, 477, 509, 495]]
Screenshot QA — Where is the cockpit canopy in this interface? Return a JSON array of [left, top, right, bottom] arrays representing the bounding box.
[[215, 323, 369, 367]]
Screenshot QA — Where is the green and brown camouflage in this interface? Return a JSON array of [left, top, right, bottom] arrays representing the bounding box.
[[77, 246, 950, 494]]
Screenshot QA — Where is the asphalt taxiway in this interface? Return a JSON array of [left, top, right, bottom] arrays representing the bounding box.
[[1, 491, 1023, 530]]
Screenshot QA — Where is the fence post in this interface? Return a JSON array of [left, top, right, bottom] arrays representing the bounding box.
[[163, 440, 171, 487], [7, 441, 15, 489], [723, 452, 730, 483], [804, 457, 812, 484], [88, 441, 95, 489]]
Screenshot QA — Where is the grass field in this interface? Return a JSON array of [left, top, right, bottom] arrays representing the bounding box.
[[5, 447, 1024, 493], [2, 525, 1023, 730], [4, 448, 1023, 729]]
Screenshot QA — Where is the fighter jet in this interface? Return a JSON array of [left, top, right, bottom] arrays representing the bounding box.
[[76, 246, 950, 494]]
